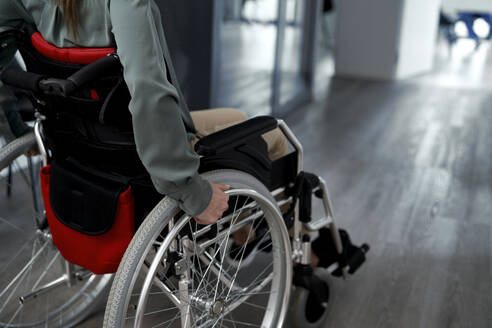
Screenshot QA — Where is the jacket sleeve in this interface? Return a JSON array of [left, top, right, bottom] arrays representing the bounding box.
[[109, 0, 212, 216]]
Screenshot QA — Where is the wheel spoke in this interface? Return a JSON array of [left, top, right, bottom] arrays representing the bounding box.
[[0, 238, 50, 301], [0, 142, 111, 327], [7, 302, 23, 326], [150, 310, 182, 328], [125, 305, 179, 320], [198, 211, 264, 250], [193, 195, 240, 300], [223, 217, 259, 302], [30, 251, 60, 294], [213, 196, 250, 303], [228, 313, 239, 328], [222, 317, 262, 327], [221, 211, 271, 302]]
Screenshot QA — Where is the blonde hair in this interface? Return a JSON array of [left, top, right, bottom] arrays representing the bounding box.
[[54, 0, 79, 38]]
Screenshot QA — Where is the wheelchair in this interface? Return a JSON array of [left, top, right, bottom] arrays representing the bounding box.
[[0, 27, 368, 328]]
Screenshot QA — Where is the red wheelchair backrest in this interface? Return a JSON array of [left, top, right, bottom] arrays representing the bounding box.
[[30, 32, 114, 64]]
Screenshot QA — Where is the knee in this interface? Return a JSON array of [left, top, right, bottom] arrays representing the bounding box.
[[217, 108, 248, 123]]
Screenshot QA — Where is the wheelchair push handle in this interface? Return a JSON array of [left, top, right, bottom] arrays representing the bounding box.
[[0, 54, 121, 97], [67, 54, 121, 90], [0, 68, 45, 93]]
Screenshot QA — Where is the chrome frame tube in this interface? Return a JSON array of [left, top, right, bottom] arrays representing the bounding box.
[[277, 120, 304, 262], [301, 240, 311, 265], [19, 275, 68, 303], [179, 237, 192, 328], [27, 157, 40, 215], [319, 177, 348, 278], [34, 118, 48, 167], [271, 187, 286, 198], [140, 265, 181, 308], [277, 120, 347, 277], [319, 177, 341, 255], [64, 261, 75, 288], [277, 120, 303, 174]]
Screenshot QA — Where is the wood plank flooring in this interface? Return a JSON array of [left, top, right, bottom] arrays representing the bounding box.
[[283, 77, 492, 328]]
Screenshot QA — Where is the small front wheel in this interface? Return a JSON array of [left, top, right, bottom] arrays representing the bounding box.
[[290, 268, 331, 328]]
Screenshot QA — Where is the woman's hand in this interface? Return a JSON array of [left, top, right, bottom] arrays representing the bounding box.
[[194, 183, 230, 225]]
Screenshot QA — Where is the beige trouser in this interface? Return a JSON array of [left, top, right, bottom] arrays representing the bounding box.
[[190, 108, 288, 160]]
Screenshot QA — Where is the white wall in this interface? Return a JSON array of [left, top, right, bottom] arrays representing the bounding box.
[[335, 0, 403, 80], [335, 0, 440, 80], [396, 0, 440, 79], [442, 0, 492, 13]]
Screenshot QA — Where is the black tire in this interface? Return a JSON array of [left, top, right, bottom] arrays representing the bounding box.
[[290, 268, 331, 328]]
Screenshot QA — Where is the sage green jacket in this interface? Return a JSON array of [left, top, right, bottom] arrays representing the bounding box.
[[0, 0, 212, 216]]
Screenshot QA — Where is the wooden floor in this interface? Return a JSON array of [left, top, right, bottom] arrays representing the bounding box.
[[284, 75, 492, 327], [2, 38, 492, 327]]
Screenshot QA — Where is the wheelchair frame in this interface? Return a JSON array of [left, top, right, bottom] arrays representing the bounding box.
[[32, 110, 347, 277], [27, 109, 348, 328], [276, 120, 346, 272]]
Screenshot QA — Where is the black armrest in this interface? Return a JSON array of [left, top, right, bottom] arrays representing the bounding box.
[[195, 115, 278, 155]]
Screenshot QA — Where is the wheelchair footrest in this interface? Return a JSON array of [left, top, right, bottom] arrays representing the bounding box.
[[305, 216, 333, 231], [346, 243, 370, 274]]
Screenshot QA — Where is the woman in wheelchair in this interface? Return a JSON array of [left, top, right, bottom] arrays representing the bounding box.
[[0, 0, 368, 327]]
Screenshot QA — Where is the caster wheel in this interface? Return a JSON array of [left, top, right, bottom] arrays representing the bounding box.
[[290, 268, 331, 328]]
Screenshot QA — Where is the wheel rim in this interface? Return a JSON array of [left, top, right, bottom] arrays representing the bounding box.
[[119, 188, 292, 328]]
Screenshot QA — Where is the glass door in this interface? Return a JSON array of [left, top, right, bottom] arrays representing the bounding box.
[[214, 0, 318, 117], [272, 0, 317, 116], [216, 0, 280, 117]]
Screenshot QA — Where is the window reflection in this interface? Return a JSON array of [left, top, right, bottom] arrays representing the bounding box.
[[218, 0, 279, 116]]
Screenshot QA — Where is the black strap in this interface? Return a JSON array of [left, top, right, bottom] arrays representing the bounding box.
[[285, 172, 320, 223], [99, 76, 124, 124]]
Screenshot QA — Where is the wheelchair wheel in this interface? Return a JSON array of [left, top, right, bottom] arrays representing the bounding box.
[[104, 169, 292, 328], [0, 135, 112, 327], [290, 269, 331, 328]]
